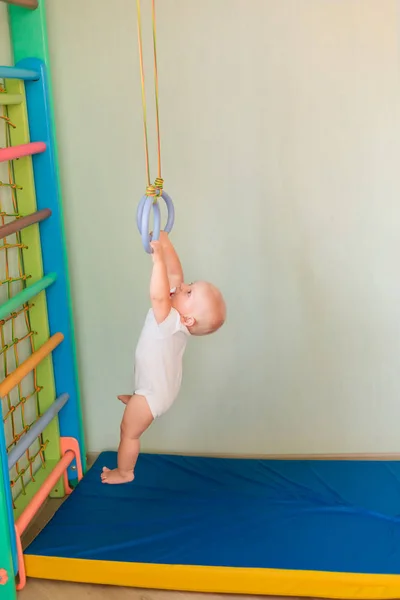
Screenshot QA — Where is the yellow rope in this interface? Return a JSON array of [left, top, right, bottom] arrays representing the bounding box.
[[136, 0, 151, 188], [152, 0, 162, 181], [136, 0, 163, 193]]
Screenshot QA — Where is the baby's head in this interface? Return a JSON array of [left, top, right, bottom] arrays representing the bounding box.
[[171, 281, 226, 336]]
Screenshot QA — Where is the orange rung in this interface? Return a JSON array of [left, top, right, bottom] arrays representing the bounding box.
[[0, 333, 64, 397]]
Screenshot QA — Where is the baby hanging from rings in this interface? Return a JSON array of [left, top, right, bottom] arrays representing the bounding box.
[[101, 230, 226, 484]]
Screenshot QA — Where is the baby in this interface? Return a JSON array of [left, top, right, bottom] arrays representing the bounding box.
[[101, 231, 226, 484]]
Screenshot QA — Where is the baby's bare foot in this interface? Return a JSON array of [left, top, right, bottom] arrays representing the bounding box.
[[117, 395, 131, 405], [101, 466, 134, 484]]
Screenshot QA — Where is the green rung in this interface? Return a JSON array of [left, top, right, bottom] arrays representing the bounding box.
[[0, 273, 56, 322]]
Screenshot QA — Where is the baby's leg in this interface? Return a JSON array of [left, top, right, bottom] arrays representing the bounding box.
[[101, 394, 153, 484], [118, 395, 131, 405]]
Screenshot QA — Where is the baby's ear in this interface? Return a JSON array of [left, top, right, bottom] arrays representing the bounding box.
[[181, 315, 195, 328]]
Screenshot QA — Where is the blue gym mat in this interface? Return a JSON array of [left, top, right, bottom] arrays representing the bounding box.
[[26, 452, 400, 574]]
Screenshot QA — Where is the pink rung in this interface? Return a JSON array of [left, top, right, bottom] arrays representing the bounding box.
[[61, 437, 84, 494], [15, 452, 74, 591], [0, 141, 46, 163], [16, 451, 75, 535], [14, 527, 25, 591]]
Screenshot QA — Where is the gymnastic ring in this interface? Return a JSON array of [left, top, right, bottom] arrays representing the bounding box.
[[136, 191, 175, 254]]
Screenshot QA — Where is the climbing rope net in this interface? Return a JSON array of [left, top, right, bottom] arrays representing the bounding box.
[[0, 80, 45, 509]]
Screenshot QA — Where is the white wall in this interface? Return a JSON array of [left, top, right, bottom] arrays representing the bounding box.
[[3, 1, 400, 455]]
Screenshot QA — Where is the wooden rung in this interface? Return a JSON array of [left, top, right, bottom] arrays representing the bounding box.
[[0, 208, 52, 240]]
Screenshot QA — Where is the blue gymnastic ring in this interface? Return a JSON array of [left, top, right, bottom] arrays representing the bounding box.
[[136, 191, 175, 253]]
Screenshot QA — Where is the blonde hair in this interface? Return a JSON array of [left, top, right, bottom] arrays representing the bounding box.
[[190, 283, 226, 336]]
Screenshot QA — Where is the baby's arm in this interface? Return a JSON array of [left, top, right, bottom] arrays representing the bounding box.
[[149, 241, 172, 324], [159, 231, 184, 289]]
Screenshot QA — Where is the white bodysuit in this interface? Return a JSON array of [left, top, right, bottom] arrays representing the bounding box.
[[134, 307, 190, 418]]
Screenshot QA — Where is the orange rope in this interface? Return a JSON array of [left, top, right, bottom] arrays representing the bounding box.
[[0, 115, 16, 129]]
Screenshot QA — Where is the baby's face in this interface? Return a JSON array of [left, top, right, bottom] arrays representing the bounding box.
[[170, 281, 203, 317], [171, 281, 226, 334]]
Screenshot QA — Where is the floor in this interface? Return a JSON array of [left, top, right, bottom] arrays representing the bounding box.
[[16, 456, 319, 600], [18, 581, 309, 600]]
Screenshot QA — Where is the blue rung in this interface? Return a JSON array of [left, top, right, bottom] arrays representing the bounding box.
[[0, 65, 40, 81], [8, 394, 69, 470]]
